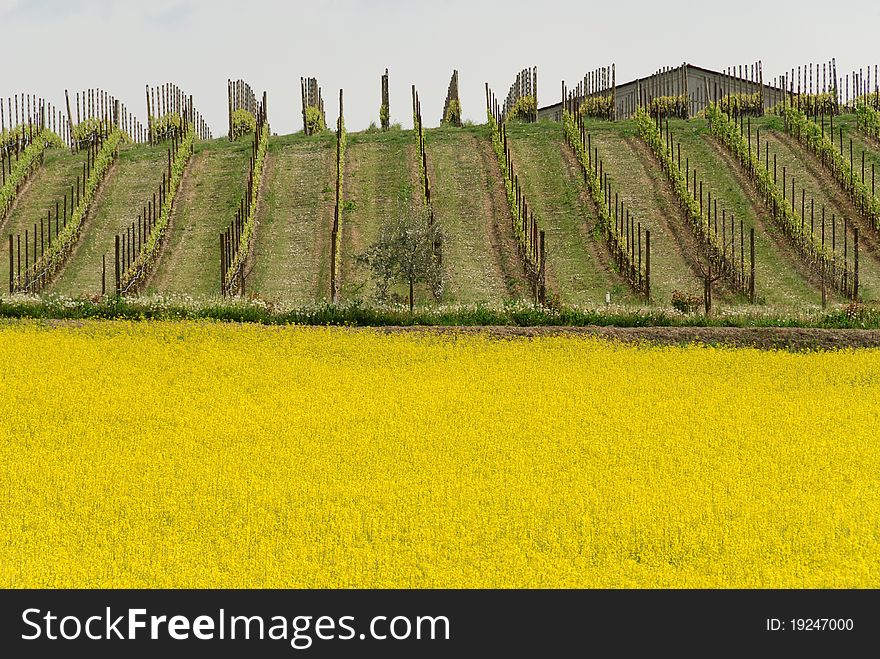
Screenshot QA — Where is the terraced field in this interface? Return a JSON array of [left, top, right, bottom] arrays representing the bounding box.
[[753, 115, 880, 301], [1, 147, 88, 292], [583, 119, 717, 305], [248, 133, 336, 305], [145, 138, 252, 297], [506, 122, 632, 306], [426, 125, 528, 304], [52, 143, 166, 296]]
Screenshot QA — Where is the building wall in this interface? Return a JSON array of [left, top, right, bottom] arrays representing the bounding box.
[[538, 64, 786, 122]]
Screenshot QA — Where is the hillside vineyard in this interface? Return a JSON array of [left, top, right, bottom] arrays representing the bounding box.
[[3, 61, 880, 311]]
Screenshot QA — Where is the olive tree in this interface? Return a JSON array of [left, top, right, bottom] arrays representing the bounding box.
[[358, 202, 443, 313]]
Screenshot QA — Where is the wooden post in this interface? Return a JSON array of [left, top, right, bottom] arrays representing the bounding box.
[[114, 235, 120, 296], [538, 230, 546, 306], [101, 254, 106, 296], [220, 233, 226, 296], [853, 228, 859, 300], [749, 228, 756, 303], [8, 235, 12, 294], [645, 230, 651, 299]]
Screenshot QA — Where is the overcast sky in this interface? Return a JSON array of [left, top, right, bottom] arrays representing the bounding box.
[[2, 0, 879, 135]]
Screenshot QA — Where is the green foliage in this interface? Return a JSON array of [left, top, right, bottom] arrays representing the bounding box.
[[634, 109, 743, 287], [579, 95, 614, 120], [1, 125, 27, 152], [1, 130, 61, 218], [672, 290, 703, 314], [647, 95, 688, 118], [719, 92, 764, 117], [507, 95, 536, 122], [73, 117, 112, 144], [357, 201, 444, 311], [231, 109, 257, 139], [379, 103, 390, 130], [3, 296, 880, 330], [305, 105, 326, 134], [856, 103, 880, 141], [150, 112, 183, 142], [442, 99, 462, 127], [224, 120, 271, 292], [120, 127, 195, 292], [16, 129, 125, 292], [771, 92, 838, 117], [780, 105, 880, 228], [706, 103, 841, 280]]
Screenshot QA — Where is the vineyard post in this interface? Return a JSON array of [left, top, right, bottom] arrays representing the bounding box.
[[146, 85, 152, 147], [101, 255, 106, 296], [749, 228, 755, 303], [64, 90, 74, 151], [114, 236, 120, 297], [854, 228, 859, 300], [645, 230, 651, 299], [227, 79, 233, 141], [7, 235, 11, 294], [538, 230, 546, 306], [220, 234, 225, 296]]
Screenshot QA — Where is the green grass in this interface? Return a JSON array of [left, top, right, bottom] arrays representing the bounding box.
[[821, 113, 880, 199], [339, 129, 417, 303], [426, 124, 527, 304], [51, 143, 166, 296], [248, 132, 336, 305], [145, 137, 252, 298], [1, 147, 88, 292], [752, 115, 880, 301], [505, 121, 634, 306], [583, 119, 713, 305], [1, 295, 878, 331], [667, 119, 827, 307]]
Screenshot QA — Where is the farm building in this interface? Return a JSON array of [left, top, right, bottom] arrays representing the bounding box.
[[538, 62, 788, 122]]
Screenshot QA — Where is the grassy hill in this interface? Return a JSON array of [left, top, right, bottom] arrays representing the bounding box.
[[583, 119, 718, 305], [426, 124, 528, 304], [1, 147, 88, 292], [505, 122, 633, 306], [753, 115, 880, 301], [667, 119, 829, 306], [338, 129, 418, 304], [248, 132, 336, 305], [145, 137, 252, 297], [51, 143, 166, 296]]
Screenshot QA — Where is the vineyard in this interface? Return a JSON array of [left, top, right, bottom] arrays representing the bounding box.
[[4, 60, 880, 322]]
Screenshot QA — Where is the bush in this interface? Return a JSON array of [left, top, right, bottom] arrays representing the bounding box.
[[305, 106, 326, 134], [231, 109, 256, 139], [672, 290, 703, 314]]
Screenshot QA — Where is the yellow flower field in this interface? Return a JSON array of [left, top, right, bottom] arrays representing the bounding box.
[[0, 320, 878, 588]]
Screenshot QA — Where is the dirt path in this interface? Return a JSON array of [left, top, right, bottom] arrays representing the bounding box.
[[367, 324, 880, 350]]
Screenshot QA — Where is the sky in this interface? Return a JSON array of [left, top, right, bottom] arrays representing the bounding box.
[[2, 0, 879, 135]]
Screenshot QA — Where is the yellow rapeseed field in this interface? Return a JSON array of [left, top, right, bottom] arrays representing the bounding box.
[[0, 320, 878, 588]]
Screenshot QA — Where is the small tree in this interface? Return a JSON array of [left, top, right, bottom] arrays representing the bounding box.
[[358, 202, 443, 313]]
